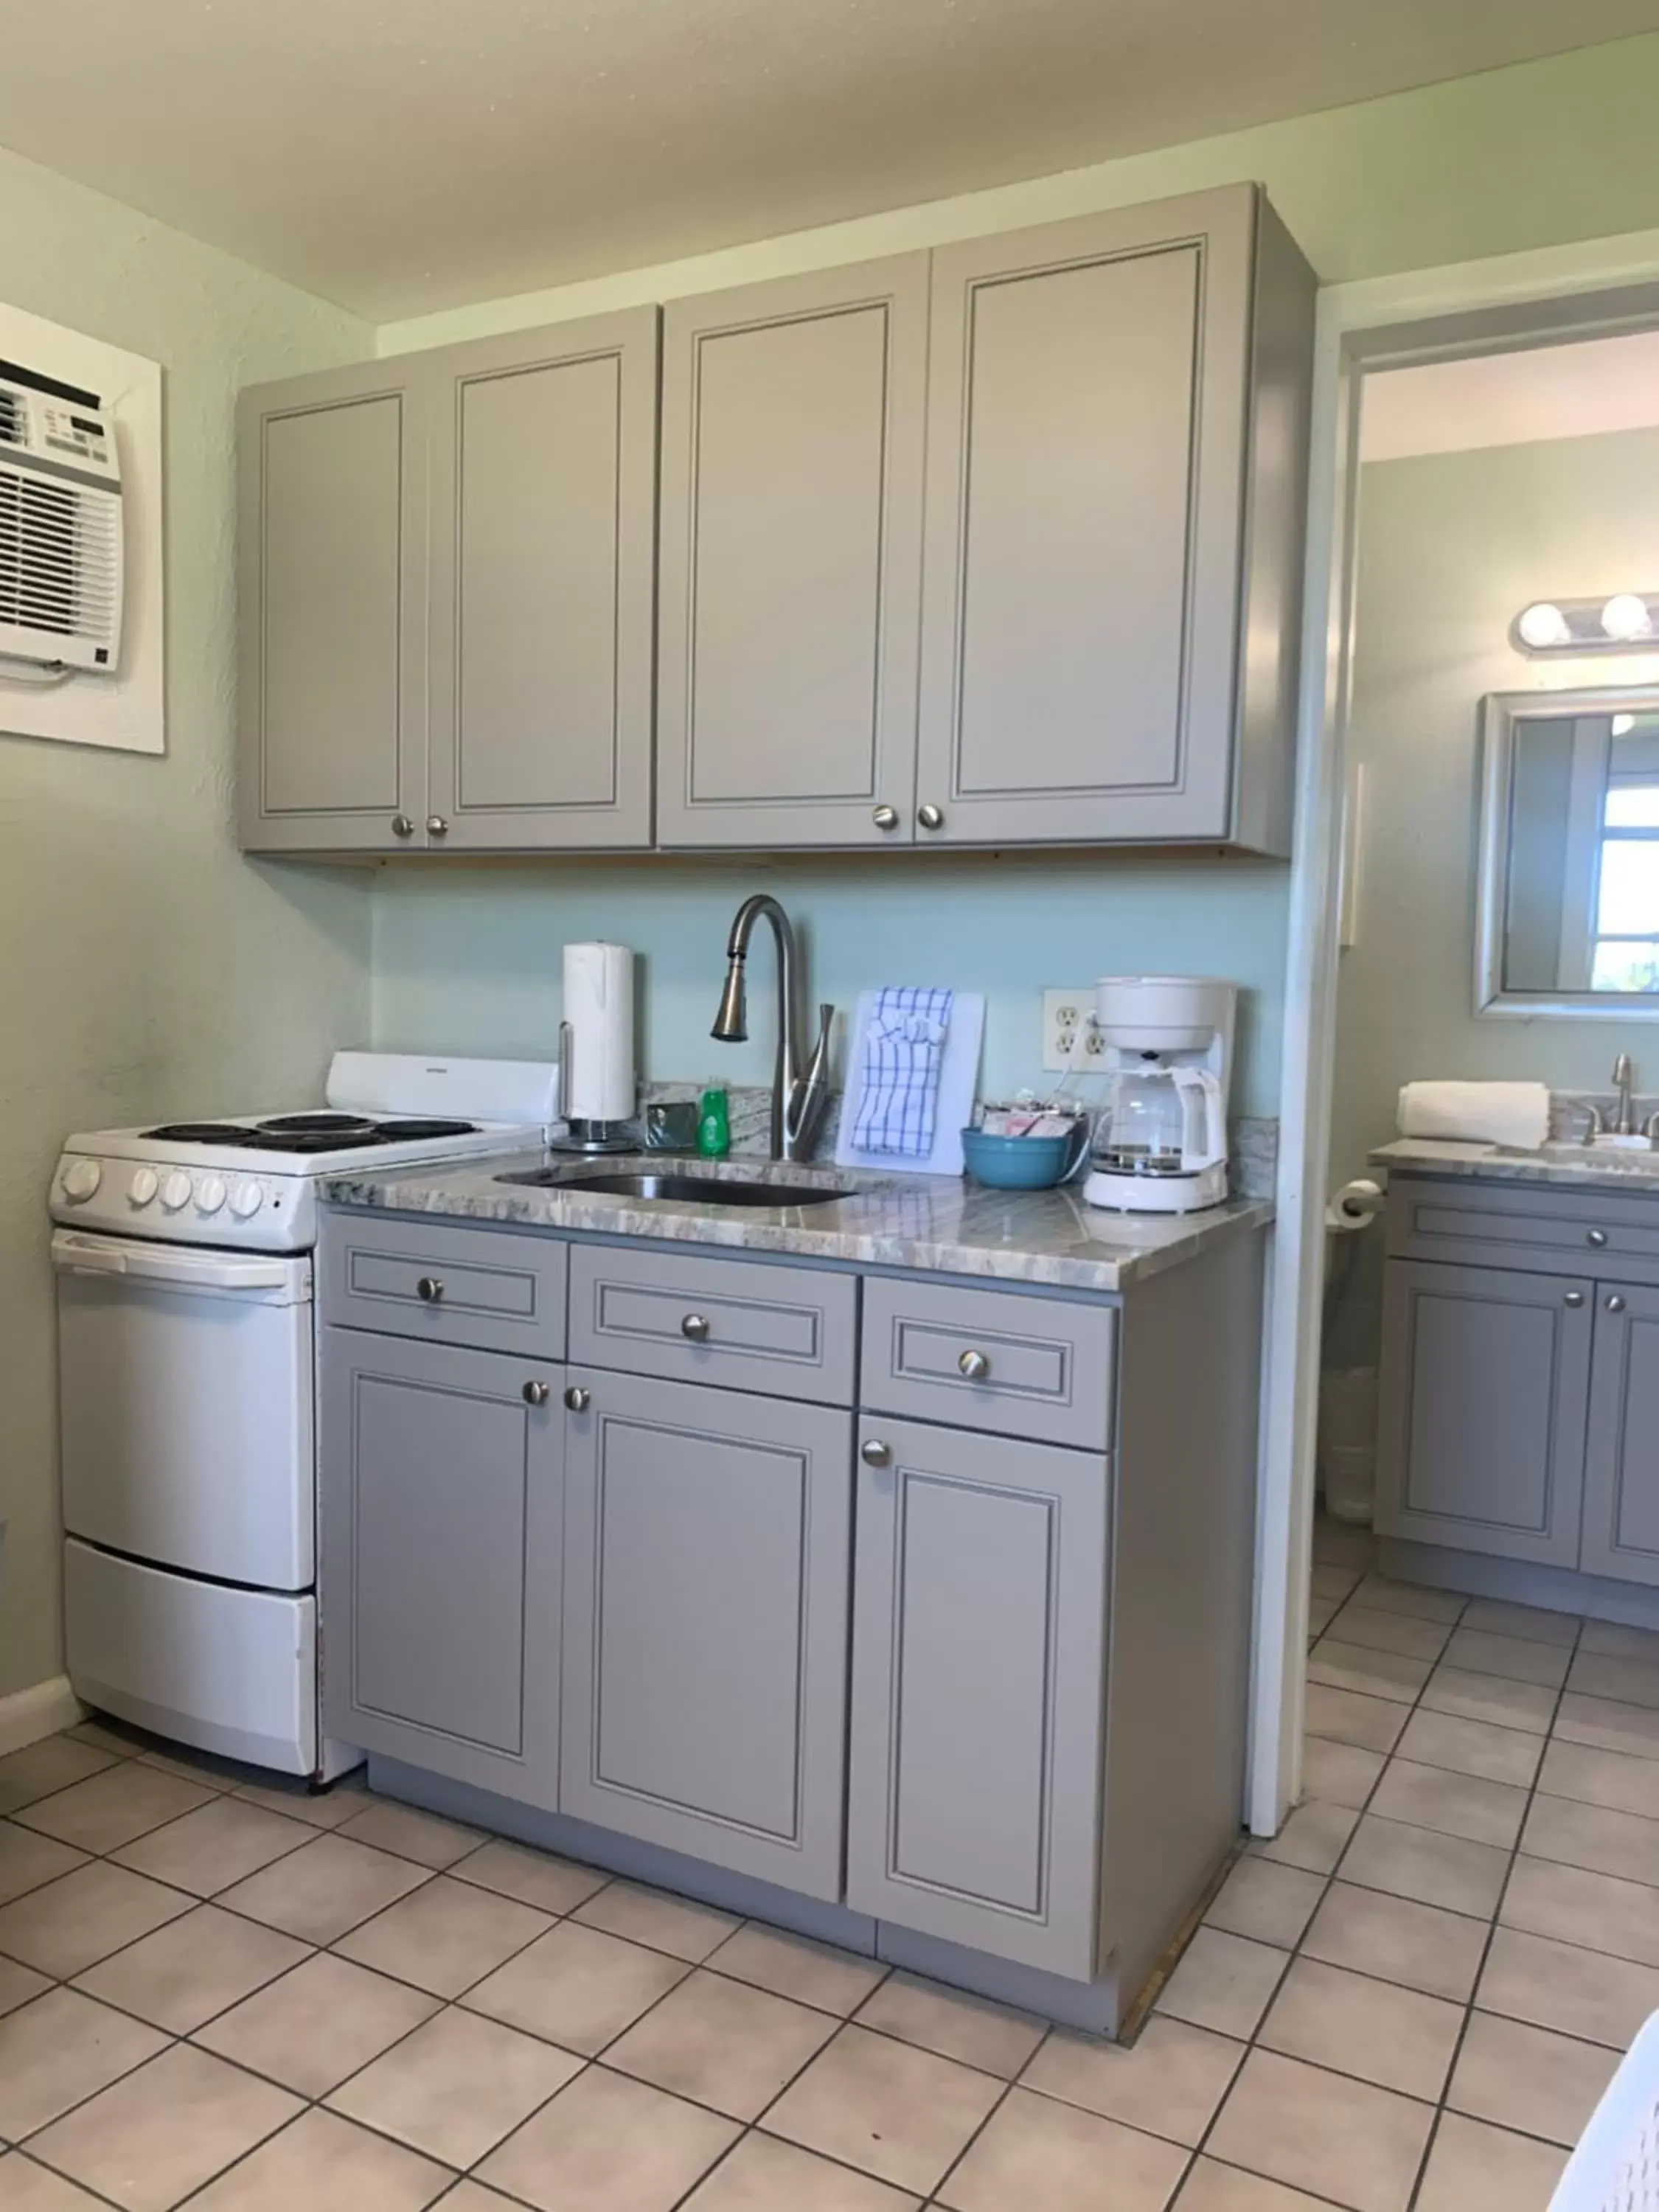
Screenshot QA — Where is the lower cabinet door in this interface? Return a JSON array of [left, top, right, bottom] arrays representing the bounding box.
[[560, 1368, 853, 1896], [846, 1414, 1109, 1979], [1581, 1283, 1659, 1585], [320, 1329, 562, 1801], [1375, 1259, 1593, 1568]]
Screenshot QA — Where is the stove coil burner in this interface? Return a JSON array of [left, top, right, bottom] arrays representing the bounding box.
[[258, 1113, 375, 1134], [142, 1123, 267, 1147]]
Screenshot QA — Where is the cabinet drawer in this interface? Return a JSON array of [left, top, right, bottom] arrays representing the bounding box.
[[1387, 1175, 1659, 1282], [321, 1212, 567, 1358], [860, 1279, 1115, 1449], [568, 1243, 857, 1404]]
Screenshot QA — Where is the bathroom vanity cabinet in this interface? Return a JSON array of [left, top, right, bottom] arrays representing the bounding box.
[[1377, 1172, 1659, 1601], [240, 182, 1312, 860], [316, 1192, 1265, 2031]]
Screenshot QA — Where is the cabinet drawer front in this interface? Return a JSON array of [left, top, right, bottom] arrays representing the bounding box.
[[1388, 1175, 1659, 1280], [569, 1243, 856, 1403], [322, 1213, 566, 1357], [861, 1278, 1114, 1447]]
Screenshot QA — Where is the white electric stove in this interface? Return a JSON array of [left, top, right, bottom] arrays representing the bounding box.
[[49, 1051, 557, 1781]]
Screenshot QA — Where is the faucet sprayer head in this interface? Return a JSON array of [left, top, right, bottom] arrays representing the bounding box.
[[712, 959, 748, 1043]]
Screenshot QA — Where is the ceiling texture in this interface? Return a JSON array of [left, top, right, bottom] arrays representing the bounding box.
[[4, 0, 1659, 318]]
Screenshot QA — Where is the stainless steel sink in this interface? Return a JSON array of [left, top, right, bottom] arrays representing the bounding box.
[[495, 1168, 845, 1208]]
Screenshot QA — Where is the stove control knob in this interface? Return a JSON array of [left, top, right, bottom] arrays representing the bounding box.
[[230, 1179, 264, 1220], [195, 1176, 227, 1217], [160, 1171, 192, 1211], [128, 1166, 159, 1207], [62, 1158, 102, 1203]]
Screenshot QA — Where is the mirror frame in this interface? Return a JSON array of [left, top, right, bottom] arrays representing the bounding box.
[[1476, 684, 1659, 1019]]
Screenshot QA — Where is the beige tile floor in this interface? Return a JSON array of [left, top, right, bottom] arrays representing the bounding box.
[[1, 1526, 1655, 2208]]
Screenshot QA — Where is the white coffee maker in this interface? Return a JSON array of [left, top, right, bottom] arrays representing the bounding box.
[[1083, 976, 1236, 1215]]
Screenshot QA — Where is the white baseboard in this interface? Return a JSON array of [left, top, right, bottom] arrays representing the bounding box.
[[0, 1676, 84, 1758]]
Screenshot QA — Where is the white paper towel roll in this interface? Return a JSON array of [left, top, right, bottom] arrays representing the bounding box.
[[562, 942, 636, 1124], [1397, 1079, 1549, 1150]]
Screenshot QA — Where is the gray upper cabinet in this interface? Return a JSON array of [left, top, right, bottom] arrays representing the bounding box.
[[655, 257, 930, 849], [846, 1414, 1110, 1978], [238, 361, 427, 852], [1582, 1283, 1659, 1585], [319, 1328, 563, 1802], [560, 1368, 853, 1896], [1375, 1258, 1593, 1570], [915, 186, 1311, 852], [425, 312, 659, 849], [240, 310, 658, 855]]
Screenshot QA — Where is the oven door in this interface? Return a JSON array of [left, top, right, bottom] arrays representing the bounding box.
[[52, 1229, 314, 1590]]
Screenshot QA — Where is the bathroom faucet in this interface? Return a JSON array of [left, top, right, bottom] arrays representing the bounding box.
[[710, 894, 835, 1161], [1614, 1054, 1638, 1138]]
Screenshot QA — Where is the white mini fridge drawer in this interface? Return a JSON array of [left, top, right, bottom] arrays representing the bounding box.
[[53, 1230, 314, 1590], [65, 1539, 317, 1775]]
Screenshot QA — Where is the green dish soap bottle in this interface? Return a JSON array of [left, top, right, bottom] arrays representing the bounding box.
[[697, 1086, 731, 1159]]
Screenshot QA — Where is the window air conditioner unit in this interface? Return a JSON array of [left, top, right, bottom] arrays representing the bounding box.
[[0, 359, 124, 674]]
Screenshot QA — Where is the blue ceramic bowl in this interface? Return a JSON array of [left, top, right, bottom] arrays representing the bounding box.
[[960, 1125, 1082, 1190]]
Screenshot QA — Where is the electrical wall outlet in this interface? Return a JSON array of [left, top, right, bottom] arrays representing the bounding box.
[[1042, 987, 1102, 1073]]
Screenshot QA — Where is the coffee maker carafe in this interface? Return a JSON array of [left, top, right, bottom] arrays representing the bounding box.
[[1083, 977, 1235, 1215]]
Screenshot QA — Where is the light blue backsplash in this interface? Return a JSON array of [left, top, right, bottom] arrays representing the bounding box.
[[371, 854, 1290, 1116]]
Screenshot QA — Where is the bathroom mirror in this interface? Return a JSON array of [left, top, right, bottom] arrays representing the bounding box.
[[1477, 686, 1659, 1018]]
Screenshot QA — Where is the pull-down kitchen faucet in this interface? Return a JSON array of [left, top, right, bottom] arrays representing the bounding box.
[[711, 895, 834, 1161]]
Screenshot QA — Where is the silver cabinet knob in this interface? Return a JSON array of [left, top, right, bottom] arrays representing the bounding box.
[[681, 1313, 711, 1342], [860, 1438, 893, 1467], [523, 1380, 550, 1406], [917, 804, 945, 831], [1608, 1294, 1629, 1314], [958, 1349, 991, 1381], [416, 1276, 444, 1302], [1588, 1228, 1610, 1248], [391, 814, 415, 838], [563, 1385, 591, 1413], [426, 815, 449, 837], [1565, 1290, 1586, 1308], [872, 805, 900, 832]]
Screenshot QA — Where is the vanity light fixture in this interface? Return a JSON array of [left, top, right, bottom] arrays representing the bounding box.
[[1514, 593, 1659, 655]]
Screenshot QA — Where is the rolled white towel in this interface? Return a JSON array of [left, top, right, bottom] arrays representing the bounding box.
[[1397, 1080, 1550, 1151]]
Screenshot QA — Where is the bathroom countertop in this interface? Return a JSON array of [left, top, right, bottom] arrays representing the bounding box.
[[1372, 1135, 1659, 1194], [322, 1152, 1273, 1295]]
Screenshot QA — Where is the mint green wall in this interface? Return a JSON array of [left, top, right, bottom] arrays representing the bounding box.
[[372, 855, 1288, 1116], [0, 145, 374, 1703]]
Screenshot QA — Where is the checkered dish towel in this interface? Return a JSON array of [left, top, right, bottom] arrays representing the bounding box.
[[852, 987, 954, 1157]]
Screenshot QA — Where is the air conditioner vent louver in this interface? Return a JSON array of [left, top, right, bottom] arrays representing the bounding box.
[[0, 365, 122, 672]]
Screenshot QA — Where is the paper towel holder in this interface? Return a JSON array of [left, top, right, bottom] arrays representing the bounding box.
[[546, 1019, 636, 1155]]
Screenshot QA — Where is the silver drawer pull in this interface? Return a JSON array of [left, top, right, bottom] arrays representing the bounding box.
[[564, 1385, 591, 1413], [872, 804, 900, 832], [958, 1349, 991, 1382], [523, 1380, 550, 1407], [1565, 1290, 1586, 1308], [416, 1276, 444, 1303], [681, 1312, 711, 1343], [1588, 1228, 1610, 1248], [860, 1438, 893, 1467], [1608, 1294, 1629, 1314]]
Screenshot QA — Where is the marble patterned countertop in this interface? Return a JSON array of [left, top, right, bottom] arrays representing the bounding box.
[[1372, 1135, 1659, 1193], [322, 1151, 1274, 1295]]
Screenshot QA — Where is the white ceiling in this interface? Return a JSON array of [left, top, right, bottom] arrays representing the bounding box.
[[1, 2, 1658, 319], [1362, 331, 1659, 462]]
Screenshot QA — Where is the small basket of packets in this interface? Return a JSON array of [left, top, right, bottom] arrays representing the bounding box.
[[961, 1098, 1092, 1190]]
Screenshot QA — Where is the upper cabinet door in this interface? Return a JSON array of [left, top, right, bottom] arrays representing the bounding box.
[[425, 310, 660, 850], [915, 187, 1270, 847], [238, 362, 427, 852], [656, 257, 929, 848]]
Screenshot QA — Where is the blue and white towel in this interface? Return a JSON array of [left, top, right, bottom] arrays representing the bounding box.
[[852, 987, 954, 1158]]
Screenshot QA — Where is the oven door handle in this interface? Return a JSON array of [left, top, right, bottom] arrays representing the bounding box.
[[51, 1231, 297, 1293]]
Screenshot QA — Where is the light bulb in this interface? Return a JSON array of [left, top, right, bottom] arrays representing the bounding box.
[[1602, 594, 1653, 641], [1517, 602, 1571, 649], [1613, 714, 1636, 737]]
